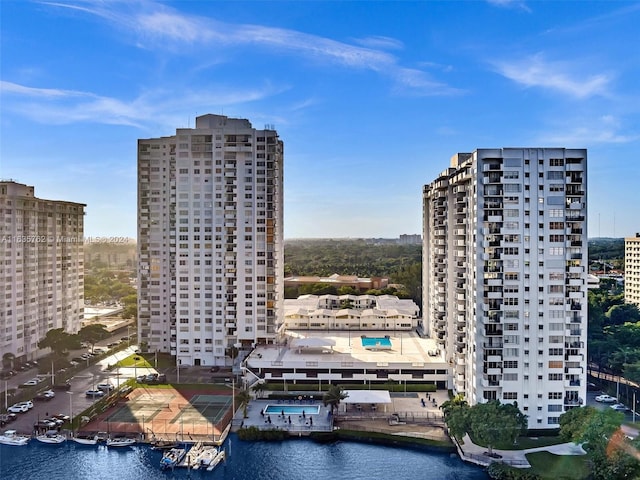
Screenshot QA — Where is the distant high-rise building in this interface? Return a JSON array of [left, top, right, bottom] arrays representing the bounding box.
[[422, 148, 588, 429], [625, 234, 640, 308], [398, 234, 421, 245], [0, 181, 85, 362], [137, 114, 284, 366]]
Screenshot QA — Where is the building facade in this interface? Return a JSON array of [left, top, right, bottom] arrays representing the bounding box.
[[138, 114, 284, 366], [422, 148, 588, 429], [0, 181, 85, 363], [625, 234, 640, 308], [283, 294, 419, 331]]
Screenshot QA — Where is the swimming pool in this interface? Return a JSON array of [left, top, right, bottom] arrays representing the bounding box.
[[361, 336, 392, 349], [263, 405, 320, 415]]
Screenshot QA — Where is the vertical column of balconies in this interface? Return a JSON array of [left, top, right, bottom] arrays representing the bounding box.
[[265, 134, 282, 339], [480, 159, 504, 398], [563, 157, 586, 407], [431, 185, 448, 348], [223, 150, 238, 340], [452, 184, 468, 393]]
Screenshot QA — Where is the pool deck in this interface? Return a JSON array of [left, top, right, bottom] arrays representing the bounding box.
[[233, 398, 334, 434], [232, 390, 449, 437]]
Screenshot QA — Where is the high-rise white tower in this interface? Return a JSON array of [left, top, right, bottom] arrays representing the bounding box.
[[137, 114, 284, 367], [422, 148, 587, 429], [0, 181, 85, 363]]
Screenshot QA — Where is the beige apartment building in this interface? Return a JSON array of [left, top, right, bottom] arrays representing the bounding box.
[[422, 148, 588, 429], [0, 181, 85, 363], [625, 234, 640, 307], [137, 114, 284, 367]]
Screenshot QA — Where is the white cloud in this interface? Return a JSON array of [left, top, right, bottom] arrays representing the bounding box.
[[486, 0, 531, 13], [1, 80, 282, 128], [493, 54, 611, 98], [44, 0, 457, 96], [352, 35, 404, 50], [539, 115, 639, 145]]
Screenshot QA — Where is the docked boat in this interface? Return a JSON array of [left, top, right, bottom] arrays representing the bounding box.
[[178, 442, 204, 468], [193, 446, 225, 471], [160, 447, 187, 470], [0, 430, 30, 446], [71, 434, 99, 445], [150, 438, 179, 450], [36, 430, 66, 444], [106, 436, 136, 447]]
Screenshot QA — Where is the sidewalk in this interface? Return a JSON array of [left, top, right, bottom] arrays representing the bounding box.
[[455, 434, 587, 468]]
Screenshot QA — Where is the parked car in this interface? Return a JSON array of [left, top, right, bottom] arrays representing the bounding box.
[[587, 382, 599, 391], [34, 390, 55, 401], [20, 379, 40, 387], [0, 413, 17, 426], [107, 342, 119, 348], [611, 403, 628, 411], [96, 383, 114, 392], [136, 375, 147, 383], [595, 394, 617, 403], [85, 390, 105, 397], [52, 382, 71, 391], [34, 419, 57, 429], [52, 413, 70, 422], [7, 402, 31, 413]]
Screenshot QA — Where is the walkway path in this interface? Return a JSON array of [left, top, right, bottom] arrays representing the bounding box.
[[456, 434, 587, 468]]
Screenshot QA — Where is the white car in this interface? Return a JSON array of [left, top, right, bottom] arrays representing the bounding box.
[[611, 403, 628, 411], [21, 379, 39, 387], [8, 401, 33, 413], [85, 389, 105, 397], [96, 383, 114, 392], [595, 394, 617, 403]]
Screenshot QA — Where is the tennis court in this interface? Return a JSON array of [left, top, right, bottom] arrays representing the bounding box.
[[83, 386, 233, 441]]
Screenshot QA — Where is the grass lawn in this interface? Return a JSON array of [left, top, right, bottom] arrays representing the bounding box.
[[117, 354, 152, 368], [526, 451, 591, 480], [469, 433, 567, 450]]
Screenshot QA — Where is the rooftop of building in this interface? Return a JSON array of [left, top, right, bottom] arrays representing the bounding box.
[[246, 330, 445, 369]]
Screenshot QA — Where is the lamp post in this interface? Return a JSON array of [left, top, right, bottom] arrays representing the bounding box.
[[67, 391, 73, 432]]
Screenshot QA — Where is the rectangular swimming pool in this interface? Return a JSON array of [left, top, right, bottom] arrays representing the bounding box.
[[361, 336, 392, 349], [263, 405, 320, 415]]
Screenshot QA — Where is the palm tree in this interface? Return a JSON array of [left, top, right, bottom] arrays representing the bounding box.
[[323, 384, 348, 414], [235, 389, 251, 418], [251, 381, 266, 399], [2, 352, 15, 370]]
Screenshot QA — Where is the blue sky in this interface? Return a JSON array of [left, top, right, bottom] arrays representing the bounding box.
[[1, 1, 639, 239]]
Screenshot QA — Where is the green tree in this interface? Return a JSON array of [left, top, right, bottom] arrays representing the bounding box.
[[606, 303, 640, 326], [559, 406, 596, 442], [251, 381, 266, 399], [440, 394, 469, 440], [467, 401, 527, 455], [78, 324, 111, 352], [2, 352, 15, 370], [323, 384, 348, 413], [37, 328, 80, 356], [121, 293, 138, 320]]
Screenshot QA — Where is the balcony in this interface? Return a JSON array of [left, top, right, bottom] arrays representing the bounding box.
[[563, 397, 583, 405]]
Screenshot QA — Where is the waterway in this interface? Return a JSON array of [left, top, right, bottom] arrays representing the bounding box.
[[0, 434, 488, 479]]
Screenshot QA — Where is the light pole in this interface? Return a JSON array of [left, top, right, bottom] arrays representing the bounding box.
[[67, 391, 73, 432]]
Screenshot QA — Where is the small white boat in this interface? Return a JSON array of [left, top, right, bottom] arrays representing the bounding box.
[[160, 447, 186, 470], [36, 430, 66, 444], [0, 430, 30, 446], [71, 434, 99, 445], [207, 449, 225, 471], [106, 436, 136, 447], [179, 442, 203, 467], [200, 448, 225, 471]]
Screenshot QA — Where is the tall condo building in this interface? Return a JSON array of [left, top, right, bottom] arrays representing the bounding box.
[[422, 148, 587, 429], [138, 114, 284, 367], [0, 181, 85, 362], [625, 234, 640, 308]]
